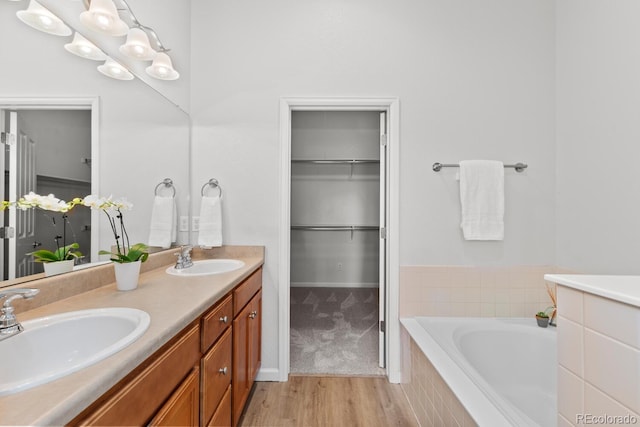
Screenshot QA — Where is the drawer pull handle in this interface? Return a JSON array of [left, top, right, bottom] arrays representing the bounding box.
[[219, 315, 228, 323], [249, 310, 258, 319], [219, 367, 228, 375]]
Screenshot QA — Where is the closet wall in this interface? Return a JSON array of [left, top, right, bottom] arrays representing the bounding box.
[[290, 111, 380, 288]]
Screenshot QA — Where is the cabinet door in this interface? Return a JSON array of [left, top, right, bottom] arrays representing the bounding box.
[[149, 367, 200, 427], [232, 289, 262, 426], [208, 385, 232, 427]]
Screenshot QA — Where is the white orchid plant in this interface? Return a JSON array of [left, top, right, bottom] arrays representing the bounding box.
[[4, 192, 83, 263], [80, 195, 148, 264], [1, 192, 148, 264]]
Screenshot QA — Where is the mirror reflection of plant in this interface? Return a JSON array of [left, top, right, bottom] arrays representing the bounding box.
[[79, 195, 148, 264], [11, 192, 83, 264]]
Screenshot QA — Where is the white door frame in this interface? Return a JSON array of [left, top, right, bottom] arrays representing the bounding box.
[[278, 97, 401, 383], [0, 97, 100, 265]]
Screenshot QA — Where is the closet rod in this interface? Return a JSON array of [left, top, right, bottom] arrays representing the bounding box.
[[292, 159, 379, 165], [291, 225, 379, 231]]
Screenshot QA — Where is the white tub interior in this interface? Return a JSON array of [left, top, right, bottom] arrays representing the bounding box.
[[402, 317, 557, 427]]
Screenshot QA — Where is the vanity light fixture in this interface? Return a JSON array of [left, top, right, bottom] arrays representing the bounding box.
[[79, 0, 128, 36], [145, 52, 179, 81], [119, 27, 156, 61], [64, 32, 107, 61], [16, 0, 72, 36], [97, 57, 134, 80]]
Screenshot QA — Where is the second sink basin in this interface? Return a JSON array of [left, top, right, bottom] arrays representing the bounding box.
[[166, 259, 245, 277], [0, 307, 150, 396]]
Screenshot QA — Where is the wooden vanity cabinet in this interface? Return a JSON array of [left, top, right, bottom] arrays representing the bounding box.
[[69, 267, 262, 427]]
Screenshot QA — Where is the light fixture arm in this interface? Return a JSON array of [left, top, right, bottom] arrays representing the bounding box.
[[83, 0, 170, 52]]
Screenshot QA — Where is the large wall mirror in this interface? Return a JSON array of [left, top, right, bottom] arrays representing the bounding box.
[[0, 0, 191, 286]]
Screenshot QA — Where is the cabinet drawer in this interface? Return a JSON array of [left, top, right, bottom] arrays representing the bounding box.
[[233, 267, 262, 316], [201, 294, 232, 352], [201, 327, 232, 426], [74, 323, 200, 426], [207, 385, 231, 427]]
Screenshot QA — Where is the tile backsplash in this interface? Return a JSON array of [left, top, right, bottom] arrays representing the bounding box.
[[399, 265, 571, 318]]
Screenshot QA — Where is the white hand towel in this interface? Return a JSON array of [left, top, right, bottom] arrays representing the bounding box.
[[459, 160, 504, 240], [197, 195, 222, 247], [148, 196, 176, 248]]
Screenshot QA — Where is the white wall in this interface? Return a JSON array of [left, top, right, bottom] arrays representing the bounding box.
[[190, 0, 556, 378], [0, 1, 191, 251], [556, 0, 640, 274]]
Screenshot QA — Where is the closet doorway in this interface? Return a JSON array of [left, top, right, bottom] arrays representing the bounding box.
[[288, 109, 388, 376]]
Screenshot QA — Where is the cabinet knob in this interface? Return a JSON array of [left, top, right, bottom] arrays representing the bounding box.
[[249, 310, 258, 319], [219, 367, 228, 375], [219, 315, 228, 324]]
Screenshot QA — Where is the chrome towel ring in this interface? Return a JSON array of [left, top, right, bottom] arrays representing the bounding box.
[[201, 178, 222, 197], [154, 178, 176, 197]]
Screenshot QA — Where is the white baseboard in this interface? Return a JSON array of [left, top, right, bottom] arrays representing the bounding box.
[[290, 282, 379, 288], [255, 367, 283, 382]]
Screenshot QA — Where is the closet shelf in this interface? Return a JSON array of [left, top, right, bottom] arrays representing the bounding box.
[[291, 225, 379, 231], [291, 225, 379, 240], [291, 159, 379, 164]]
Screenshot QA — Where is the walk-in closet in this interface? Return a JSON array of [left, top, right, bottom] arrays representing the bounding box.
[[289, 110, 386, 376]]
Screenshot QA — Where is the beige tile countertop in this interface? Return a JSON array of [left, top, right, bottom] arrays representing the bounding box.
[[0, 245, 264, 426]]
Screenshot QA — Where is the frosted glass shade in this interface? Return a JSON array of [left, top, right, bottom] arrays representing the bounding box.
[[97, 58, 134, 80], [79, 0, 128, 36], [119, 28, 156, 60], [64, 32, 107, 61], [145, 52, 179, 80], [16, 0, 72, 36]]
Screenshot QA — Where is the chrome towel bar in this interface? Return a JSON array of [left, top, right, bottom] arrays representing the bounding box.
[[432, 162, 528, 173]]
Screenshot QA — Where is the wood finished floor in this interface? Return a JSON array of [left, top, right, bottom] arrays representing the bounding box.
[[239, 376, 418, 427]]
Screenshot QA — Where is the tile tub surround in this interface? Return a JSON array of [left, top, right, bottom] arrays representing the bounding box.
[[400, 265, 568, 318], [0, 246, 264, 426], [545, 275, 640, 426], [400, 330, 477, 427]]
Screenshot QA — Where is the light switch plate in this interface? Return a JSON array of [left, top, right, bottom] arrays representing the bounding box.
[[179, 216, 189, 232]]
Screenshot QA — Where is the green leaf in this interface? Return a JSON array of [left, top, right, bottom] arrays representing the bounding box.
[[30, 243, 81, 262]]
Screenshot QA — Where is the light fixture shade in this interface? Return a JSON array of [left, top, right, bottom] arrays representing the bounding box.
[[97, 58, 134, 80], [145, 52, 179, 80], [16, 0, 72, 36], [64, 32, 107, 61], [79, 0, 128, 36], [119, 28, 156, 60]]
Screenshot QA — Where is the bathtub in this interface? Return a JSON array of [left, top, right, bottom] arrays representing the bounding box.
[[400, 317, 557, 427]]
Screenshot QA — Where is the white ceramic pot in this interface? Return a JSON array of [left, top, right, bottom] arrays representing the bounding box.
[[114, 260, 142, 291], [43, 259, 74, 277]]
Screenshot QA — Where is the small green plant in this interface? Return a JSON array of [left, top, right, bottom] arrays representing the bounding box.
[[30, 243, 82, 263], [99, 242, 149, 264], [536, 311, 549, 318]]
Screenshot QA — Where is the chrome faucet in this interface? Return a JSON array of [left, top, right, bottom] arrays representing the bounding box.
[[174, 245, 194, 269], [0, 288, 39, 341]]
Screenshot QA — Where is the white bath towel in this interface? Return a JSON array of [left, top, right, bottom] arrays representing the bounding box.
[[197, 195, 222, 247], [148, 195, 176, 248], [459, 160, 504, 240]]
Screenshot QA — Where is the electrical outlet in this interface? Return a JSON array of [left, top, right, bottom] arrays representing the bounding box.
[[192, 216, 200, 232], [337, 262, 343, 271], [179, 216, 189, 232]]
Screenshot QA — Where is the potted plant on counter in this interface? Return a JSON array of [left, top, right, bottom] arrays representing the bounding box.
[[535, 311, 550, 328], [81, 195, 149, 291]]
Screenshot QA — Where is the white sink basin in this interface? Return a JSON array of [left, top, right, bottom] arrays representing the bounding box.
[[0, 307, 150, 396], [165, 259, 245, 277]]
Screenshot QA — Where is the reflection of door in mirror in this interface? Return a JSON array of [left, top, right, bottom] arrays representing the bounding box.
[[0, 109, 91, 280]]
